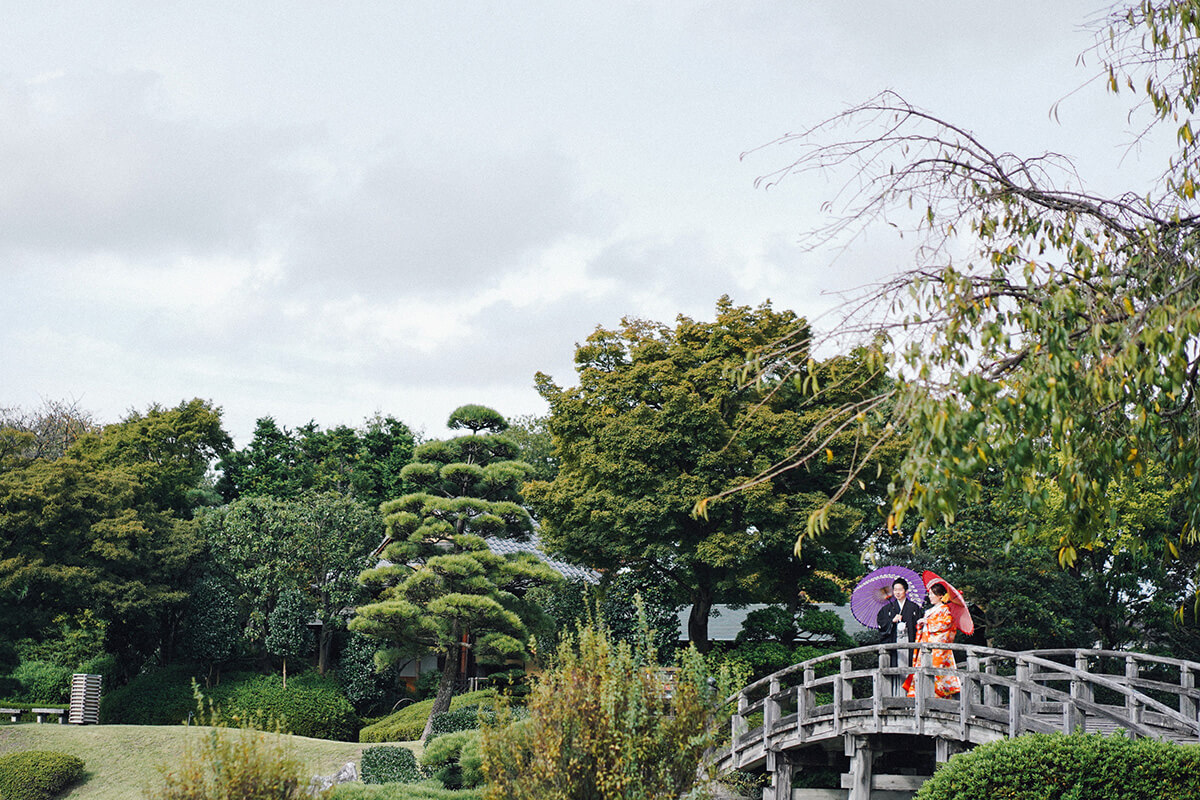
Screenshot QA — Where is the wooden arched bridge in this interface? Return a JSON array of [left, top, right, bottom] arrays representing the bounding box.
[[714, 643, 1200, 800]]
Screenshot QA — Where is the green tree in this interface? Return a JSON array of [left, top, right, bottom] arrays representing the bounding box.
[[351, 405, 561, 741], [0, 399, 231, 677], [205, 491, 381, 673], [265, 588, 313, 689], [216, 414, 415, 506], [748, 1, 1200, 569], [525, 298, 892, 651]]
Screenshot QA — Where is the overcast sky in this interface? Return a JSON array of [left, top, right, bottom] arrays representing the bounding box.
[[0, 2, 1163, 444]]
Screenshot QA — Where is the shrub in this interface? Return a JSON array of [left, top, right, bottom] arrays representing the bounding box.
[[361, 746, 422, 784], [9, 661, 72, 704], [0, 750, 85, 800], [915, 732, 1200, 800], [359, 689, 498, 743], [99, 664, 201, 725], [214, 672, 360, 741], [427, 705, 497, 740], [101, 667, 360, 740], [146, 702, 305, 800], [481, 611, 741, 800], [421, 730, 483, 790]]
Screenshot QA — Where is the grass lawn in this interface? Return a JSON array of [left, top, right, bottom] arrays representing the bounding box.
[[0, 722, 415, 799]]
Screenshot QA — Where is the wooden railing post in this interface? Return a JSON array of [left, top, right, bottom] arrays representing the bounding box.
[[1010, 660, 1028, 737], [984, 661, 998, 707], [1125, 656, 1144, 730], [874, 650, 887, 730], [914, 645, 927, 736], [1181, 666, 1197, 732], [765, 677, 780, 734], [797, 665, 814, 743], [731, 691, 747, 755], [961, 651, 978, 738]]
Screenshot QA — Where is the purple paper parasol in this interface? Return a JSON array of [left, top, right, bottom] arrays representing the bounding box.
[[850, 566, 926, 628]]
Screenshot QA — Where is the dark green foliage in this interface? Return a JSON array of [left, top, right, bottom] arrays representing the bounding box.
[[334, 632, 408, 717], [420, 730, 483, 789], [215, 414, 415, 507], [0, 750, 85, 800], [178, 575, 241, 666], [0, 399, 230, 677], [99, 667, 360, 740], [527, 298, 891, 653], [361, 746, 423, 784], [265, 589, 313, 685], [447, 405, 508, 434], [354, 405, 559, 742], [427, 705, 496, 740], [99, 664, 200, 725], [214, 672, 360, 741], [208, 491, 382, 674], [915, 733, 1200, 800], [8, 661, 71, 704], [529, 574, 681, 665]]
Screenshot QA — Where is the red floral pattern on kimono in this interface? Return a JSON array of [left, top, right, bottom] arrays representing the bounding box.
[[902, 603, 961, 698]]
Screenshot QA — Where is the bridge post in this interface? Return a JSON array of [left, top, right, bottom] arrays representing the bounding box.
[[1010, 660, 1028, 737], [874, 650, 887, 730], [984, 660, 998, 707], [763, 748, 793, 800], [765, 677, 781, 735], [844, 734, 873, 800], [1181, 665, 1197, 731], [731, 692, 747, 763], [1125, 656, 1144, 731]]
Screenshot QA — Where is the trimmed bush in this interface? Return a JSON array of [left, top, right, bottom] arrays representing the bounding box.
[[427, 705, 496, 740], [361, 746, 422, 784], [0, 750, 85, 800], [9, 661, 72, 704], [99, 664, 200, 725], [359, 689, 497, 743], [915, 732, 1200, 800], [100, 667, 360, 741], [215, 672, 360, 741], [420, 730, 483, 790]]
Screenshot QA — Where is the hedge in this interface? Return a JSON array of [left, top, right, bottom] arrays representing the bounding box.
[[99, 666, 361, 740], [427, 705, 497, 741], [213, 672, 361, 741], [0, 750, 85, 800], [358, 689, 497, 743], [361, 746, 423, 784], [916, 732, 1200, 800]]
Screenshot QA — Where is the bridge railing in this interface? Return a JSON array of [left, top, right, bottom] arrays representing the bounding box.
[[723, 644, 1200, 770]]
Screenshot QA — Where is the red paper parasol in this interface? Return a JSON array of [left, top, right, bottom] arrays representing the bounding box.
[[921, 570, 974, 635], [850, 566, 927, 628]]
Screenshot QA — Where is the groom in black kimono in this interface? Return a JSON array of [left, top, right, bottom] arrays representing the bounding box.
[[877, 578, 922, 693]]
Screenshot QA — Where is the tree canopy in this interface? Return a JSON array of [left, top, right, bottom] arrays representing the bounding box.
[[0, 399, 231, 677], [742, 1, 1200, 591], [526, 297, 894, 651], [352, 404, 559, 740]]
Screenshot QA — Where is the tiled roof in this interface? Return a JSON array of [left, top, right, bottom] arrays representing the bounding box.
[[485, 535, 601, 584]]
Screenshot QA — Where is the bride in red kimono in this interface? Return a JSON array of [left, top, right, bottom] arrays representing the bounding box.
[[903, 582, 961, 698]]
